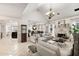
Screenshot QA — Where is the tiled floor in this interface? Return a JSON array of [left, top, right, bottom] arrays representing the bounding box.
[[0, 38, 34, 56]]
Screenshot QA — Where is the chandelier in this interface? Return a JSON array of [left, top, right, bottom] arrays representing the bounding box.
[[46, 8, 60, 19]]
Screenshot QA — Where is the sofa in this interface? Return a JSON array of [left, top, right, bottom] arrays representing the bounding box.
[[35, 36, 74, 56]]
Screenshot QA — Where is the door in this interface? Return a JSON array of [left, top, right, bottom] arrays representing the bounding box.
[[21, 25, 27, 42]]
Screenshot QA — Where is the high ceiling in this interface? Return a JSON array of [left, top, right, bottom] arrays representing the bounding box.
[[1, 3, 79, 21], [37, 3, 79, 20], [0, 3, 27, 18]]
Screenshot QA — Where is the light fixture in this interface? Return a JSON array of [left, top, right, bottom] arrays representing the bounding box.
[[32, 25, 37, 30], [45, 8, 60, 20], [46, 8, 55, 19]]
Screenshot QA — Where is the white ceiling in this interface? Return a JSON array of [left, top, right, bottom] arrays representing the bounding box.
[[0, 3, 79, 21], [0, 3, 27, 18], [37, 3, 79, 20]]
